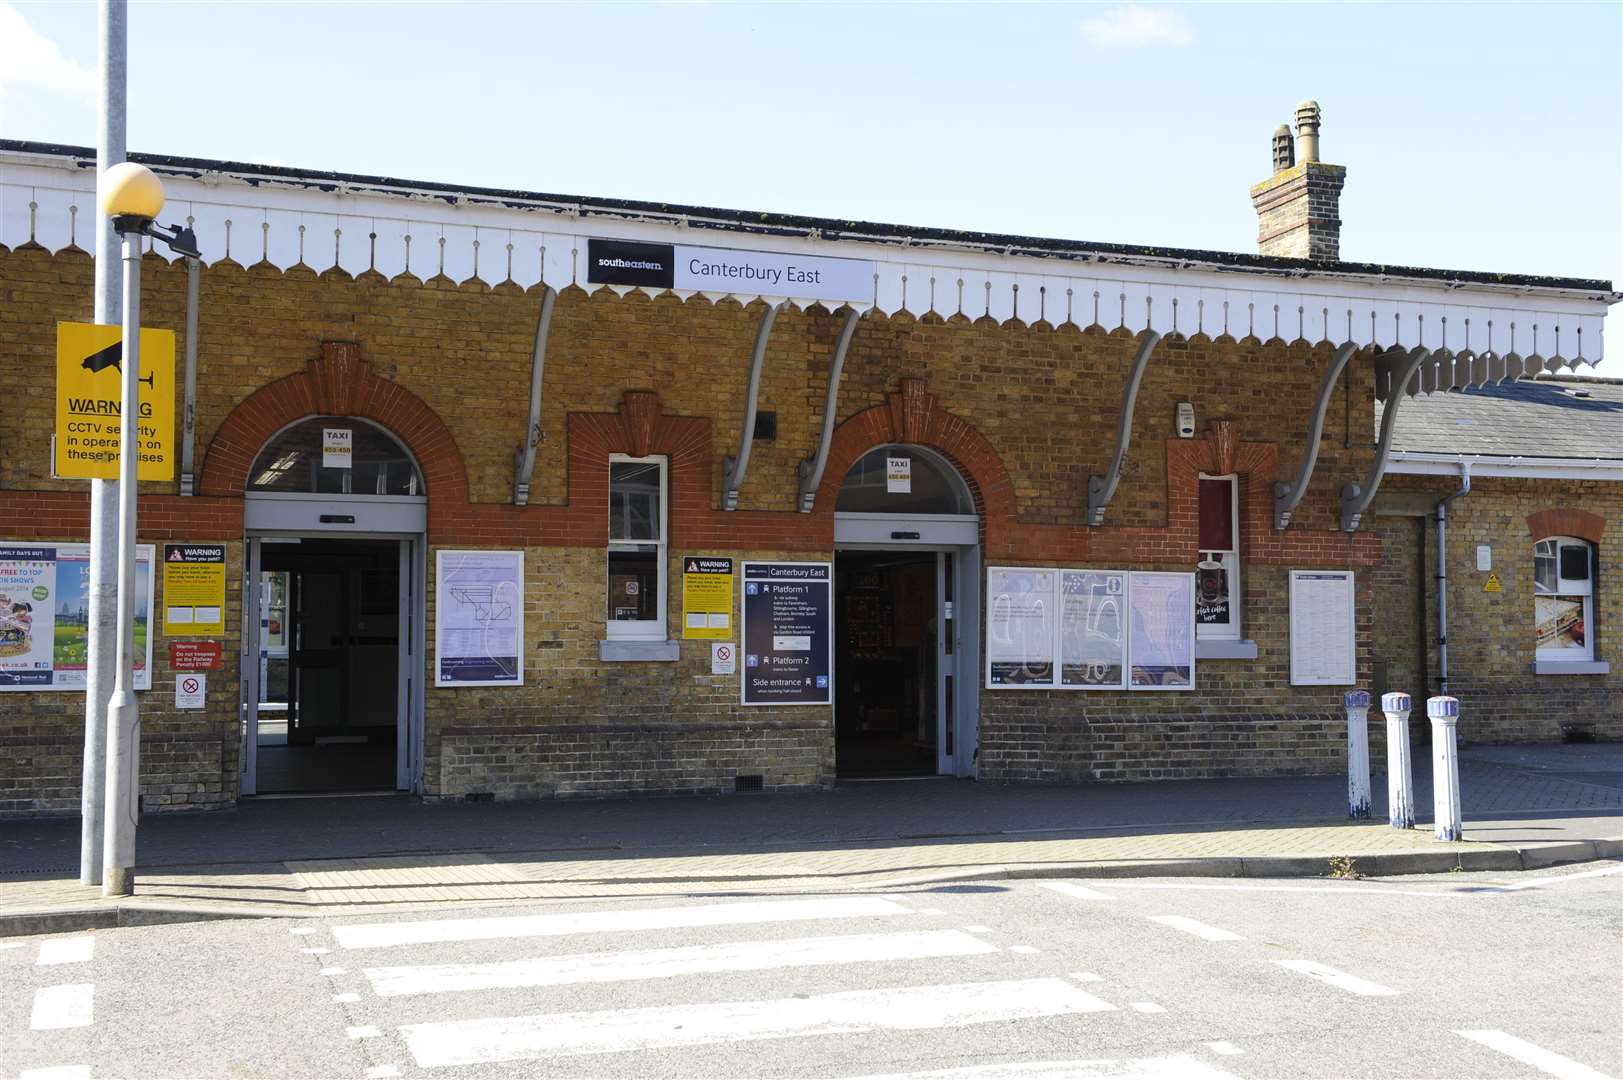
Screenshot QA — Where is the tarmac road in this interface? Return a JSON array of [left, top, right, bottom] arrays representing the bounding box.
[[3, 860, 1620, 1080]]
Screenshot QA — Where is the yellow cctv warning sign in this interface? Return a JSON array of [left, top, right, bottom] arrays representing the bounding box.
[[1483, 572, 1502, 594], [55, 322, 175, 480]]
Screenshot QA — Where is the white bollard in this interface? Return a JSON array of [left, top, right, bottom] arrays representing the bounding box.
[[1343, 690, 1372, 819], [1427, 696, 1462, 842], [1381, 692, 1415, 829]]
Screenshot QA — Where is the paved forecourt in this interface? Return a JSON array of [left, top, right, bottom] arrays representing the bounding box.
[[3, 861, 1619, 1080]]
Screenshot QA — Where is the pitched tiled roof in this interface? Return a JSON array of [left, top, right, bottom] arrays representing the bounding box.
[[1381, 376, 1623, 460]]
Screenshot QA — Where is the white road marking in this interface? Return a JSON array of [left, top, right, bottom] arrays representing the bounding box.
[[1203, 1042, 1244, 1056], [318, 967, 347, 976], [403, 977, 1116, 1066], [1490, 865, 1623, 891], [30, 984, 95, 1029], [1090, 881, 1457, 898], [366, 929, 996, 997], [1146, 916, 1244, 942], [963, 925, 993, 933], [1274, 959, 1399, 996], [919, 908, 947, 916], [1130, 1002, 1167, 1014], [301, 947, 330, 955], [19, 1067, 93, 1080], [1455, 1029, 1615, 1080], [333, 896, 911, 950], [1008, 945, 1041, 954], [347, 1026, 382, 1039], [1, 941, 26, 950], [332, 992, 361, 1003], [1039, 881, 1116, 901], [1070, 972, 1104, 983], [837, 1056, 1239, 1078], [365, 1067, 400, 1079], [289, 926, 315, 935], [37, 937, 96, 965]]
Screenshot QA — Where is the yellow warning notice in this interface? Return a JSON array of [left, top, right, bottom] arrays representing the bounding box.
[[1483, 572, 1502, 594], [55, 322, 175, 480], [681, 556, 734, 640], [162, 544, 226, 636]]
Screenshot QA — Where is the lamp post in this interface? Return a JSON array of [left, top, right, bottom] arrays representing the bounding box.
[[98, 162, 199, 897]]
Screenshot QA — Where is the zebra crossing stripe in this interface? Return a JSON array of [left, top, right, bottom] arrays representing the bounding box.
[[402, 977, 1115, 1066], [839, 1056, 1240, 1078], [29, 984, 94, 1030], [332, 896, 911, 950], [365, 929, 997, 997], [37, 937, 95, 965]]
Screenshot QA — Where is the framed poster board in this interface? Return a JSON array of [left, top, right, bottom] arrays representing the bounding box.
[[435, 550, 523, 687], [1128, 572, 1195, 690], [1059, 569, 1127, 689], [0, 543, 154, 691], [986, 567, 1055, 687], [1289, 570, 1356, 686]]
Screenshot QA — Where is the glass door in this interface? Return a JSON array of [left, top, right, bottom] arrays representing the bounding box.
[[937, 550, 955, 775]]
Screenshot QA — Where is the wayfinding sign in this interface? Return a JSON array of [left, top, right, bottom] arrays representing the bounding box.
[[54, 322, 176, 480], [741, 561, 831, 706]]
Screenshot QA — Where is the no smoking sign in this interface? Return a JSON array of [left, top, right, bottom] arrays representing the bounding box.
[[175, 672, 207, 710], [711, 642, 737, 676]]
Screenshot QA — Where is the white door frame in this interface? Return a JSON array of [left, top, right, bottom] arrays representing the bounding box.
[[240, 499, 426, 797], [834, 512, 981, 778]]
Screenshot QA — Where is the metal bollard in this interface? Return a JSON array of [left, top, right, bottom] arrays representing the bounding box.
[[1427, 696, 1463, 841], [1343, 690, 1372, 819], [1381, 692, 1415, 829]]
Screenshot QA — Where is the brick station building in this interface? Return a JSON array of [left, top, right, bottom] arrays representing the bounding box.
[[1, 110, 1617, 815]]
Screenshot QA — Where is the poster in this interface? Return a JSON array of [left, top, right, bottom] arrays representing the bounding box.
[[741, 562, 831, 705], [1060, 570, 1127, 689], [986, 567, 1055, 687], [0, 543, 153, 691], [322, 427, 353, 469], [1195, 555, 1232, 628], [681, 556, 734, 640], [886, 456, 912, 494], [162, 544, 226, 636], [54, 322, 176, 481], [1128, 572, 1195, 690], [1289, 570, 1355, 686], [435, 550, 523, 687]]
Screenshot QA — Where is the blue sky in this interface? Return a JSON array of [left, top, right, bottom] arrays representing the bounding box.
[[3, 1, 1619, 372]]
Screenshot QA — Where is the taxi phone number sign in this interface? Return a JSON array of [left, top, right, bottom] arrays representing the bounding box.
[[55, 322, 176, 481], [740, 561, 832, 706]]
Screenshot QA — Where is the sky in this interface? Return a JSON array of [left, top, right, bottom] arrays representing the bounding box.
[[2, 1, 1619, 373]]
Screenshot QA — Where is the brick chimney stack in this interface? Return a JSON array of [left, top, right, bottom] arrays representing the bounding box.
[[1250, 101, 1346, 261]]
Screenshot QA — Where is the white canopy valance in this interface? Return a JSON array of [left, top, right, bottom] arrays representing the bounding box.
[[1, 150, 1612, 370]]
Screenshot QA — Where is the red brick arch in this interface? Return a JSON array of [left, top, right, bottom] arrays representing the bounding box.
[[198, 342, 469, 509], [810, 379, 1019, 526], [1527, 508, 1606, 544]]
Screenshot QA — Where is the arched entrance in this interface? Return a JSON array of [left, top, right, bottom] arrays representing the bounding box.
[[834, 444, 981, 778], [240, 415, 428, 797]]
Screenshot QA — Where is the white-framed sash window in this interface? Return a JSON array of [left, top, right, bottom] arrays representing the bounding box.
[[1534, 536, 1594, 661], [1196, 473, 1241, 640], [606, 455, 668, 640]]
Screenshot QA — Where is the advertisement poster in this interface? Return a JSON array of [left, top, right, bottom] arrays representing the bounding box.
[[1289, 570, 1356, 686], [986, 567, 1055, 687], [0, 543, 153, 691], [435, 550, 523, 687], [681, 557, 734, 640], [1195, 555, 1232, 628], [162, 544, 226, 636], [1128, 572, 1195, 690], [1060, 570, 1127, 689], [741, 562, 831, 705]]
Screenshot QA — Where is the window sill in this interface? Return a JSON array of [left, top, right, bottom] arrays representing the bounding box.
[[600, 639, 681, 662], [1196, 639, 1258, 660], [1532, 660, 1610, 676]]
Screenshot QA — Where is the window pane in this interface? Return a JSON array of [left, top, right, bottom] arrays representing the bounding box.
[[1535, 595, 1586, 651], [836, 447, 973, 515], [1534, 551, 1557, 595], [608, 545, 660, 622], [610, 462, 662, 541], [1559, 545, 1591, 582], [1199, 478, 1234, 551], [248, 416, 423, 495]]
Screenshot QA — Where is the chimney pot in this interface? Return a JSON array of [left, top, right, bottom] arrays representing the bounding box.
[[1295, 100, 1322, 163], [1272, 124, 1295, 174], [1250, 100, 1344, 261]]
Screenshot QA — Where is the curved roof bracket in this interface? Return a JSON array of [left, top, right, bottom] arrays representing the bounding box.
[[722, 301, 783, 511], [512, 285, 557, 505], [1087, 331, 1163, 527], [797, 306, 864, 512], [1273, 341, 1359, 529], [1341, 345, 1432, 531]]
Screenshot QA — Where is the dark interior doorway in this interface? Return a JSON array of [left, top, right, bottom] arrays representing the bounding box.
[[835, 550, 938, 777], [256, 538, 399, 793]]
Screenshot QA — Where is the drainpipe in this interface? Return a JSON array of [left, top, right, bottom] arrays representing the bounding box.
[[1434, 462, 1471, 698]]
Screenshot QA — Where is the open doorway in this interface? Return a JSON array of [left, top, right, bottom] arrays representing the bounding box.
[[254, 538, 401, 794]]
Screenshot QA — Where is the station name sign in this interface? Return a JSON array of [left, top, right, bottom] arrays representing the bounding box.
[[588, 238, 873, 305]]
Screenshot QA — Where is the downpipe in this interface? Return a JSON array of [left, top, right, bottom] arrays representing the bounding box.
[[1434, 462, 1471, 698]]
